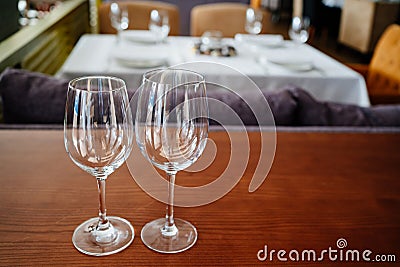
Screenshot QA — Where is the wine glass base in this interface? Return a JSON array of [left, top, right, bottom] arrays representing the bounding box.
[[72, 216, 134, 256], [141, 218, 197, 254]]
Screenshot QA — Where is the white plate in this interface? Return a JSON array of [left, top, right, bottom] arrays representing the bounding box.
[[120, 30, 162, 44], [268, 58, 314, 72], [235, 34, 284, 48]]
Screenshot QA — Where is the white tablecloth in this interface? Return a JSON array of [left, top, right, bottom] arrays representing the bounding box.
[[57, 34, 370, 106]]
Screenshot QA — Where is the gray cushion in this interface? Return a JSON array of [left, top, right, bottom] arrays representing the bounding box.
[[1, 68, 400, 127], [205, 84, 297, 126], [287, 86, 400, 126], [0, 68, 68, 124], [263, 88, 297, 126]]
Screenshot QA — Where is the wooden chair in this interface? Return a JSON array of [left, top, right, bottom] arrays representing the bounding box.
[[349, 24, 400, 104], [190, 2, 269, 37], [98, 1, 180, 36]]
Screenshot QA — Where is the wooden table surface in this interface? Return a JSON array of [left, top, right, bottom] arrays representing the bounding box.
[[0, 130, 399, 266]]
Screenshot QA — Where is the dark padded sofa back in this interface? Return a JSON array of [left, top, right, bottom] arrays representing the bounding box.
[[1, 68, 400, 127], [0, 68, 68, 124], [287, 85, 400, 127]]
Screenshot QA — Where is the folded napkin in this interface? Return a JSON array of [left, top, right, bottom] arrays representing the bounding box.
[[234, 34, 284, 47], [111, 42, 169, 68], [267, 57, 314, 72], [120, 30, 163, 44]]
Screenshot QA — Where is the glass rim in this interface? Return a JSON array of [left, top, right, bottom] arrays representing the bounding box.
[[142, 68, 205, 86], [68, 76, 127, 92]]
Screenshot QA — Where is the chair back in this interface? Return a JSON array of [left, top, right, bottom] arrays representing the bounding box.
[[190, 2, 268, 37], [98, 1, 180, 35], [367, 24, 400, 100]]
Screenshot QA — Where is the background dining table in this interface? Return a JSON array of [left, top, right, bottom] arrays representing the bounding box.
[[57, 34, 370, 107], [0, 128, 399, 266]]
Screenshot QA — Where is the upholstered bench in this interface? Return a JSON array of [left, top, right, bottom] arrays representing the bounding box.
[[1, 68, 400, 128]]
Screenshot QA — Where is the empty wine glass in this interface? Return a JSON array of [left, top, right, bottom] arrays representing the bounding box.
[[110, 2, 129, 42], [288, 16, 310, 45], [135, 69, 208, 253], [64, 76, 134, 256], [149, 9, 170, 42], [245, 7, 263, 35]]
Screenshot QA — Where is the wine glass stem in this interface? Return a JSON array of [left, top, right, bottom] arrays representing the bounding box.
[[116, 29, 121, 44], [163, 172, 178, 237], [97, 176, 109, 228]]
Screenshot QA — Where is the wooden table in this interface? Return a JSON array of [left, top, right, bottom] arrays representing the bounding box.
[[0, 130, 399, 266]]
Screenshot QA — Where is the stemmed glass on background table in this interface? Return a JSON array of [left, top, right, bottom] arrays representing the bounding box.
[[110, 2, 129, 42], [149, 9, 170, 42], [245, 7, 263, 35], [64, 76, 134, 256], [288, 16, 310, 45], [135, 69, 209, 253]]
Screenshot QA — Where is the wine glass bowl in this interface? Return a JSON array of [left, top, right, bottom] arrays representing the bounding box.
[[64, 76, 134, 256], [288, 16, 310, 44], [135, 68, 208, 253], [245, 7, 263, 35]]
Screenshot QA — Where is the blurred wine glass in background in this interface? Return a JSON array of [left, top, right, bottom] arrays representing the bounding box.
[[18, 0, 29, 26], [245, 7, 263, 35], [110, 2, 129, 42], [149, 9, 170, 42], [288, 16, 310, 45]]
